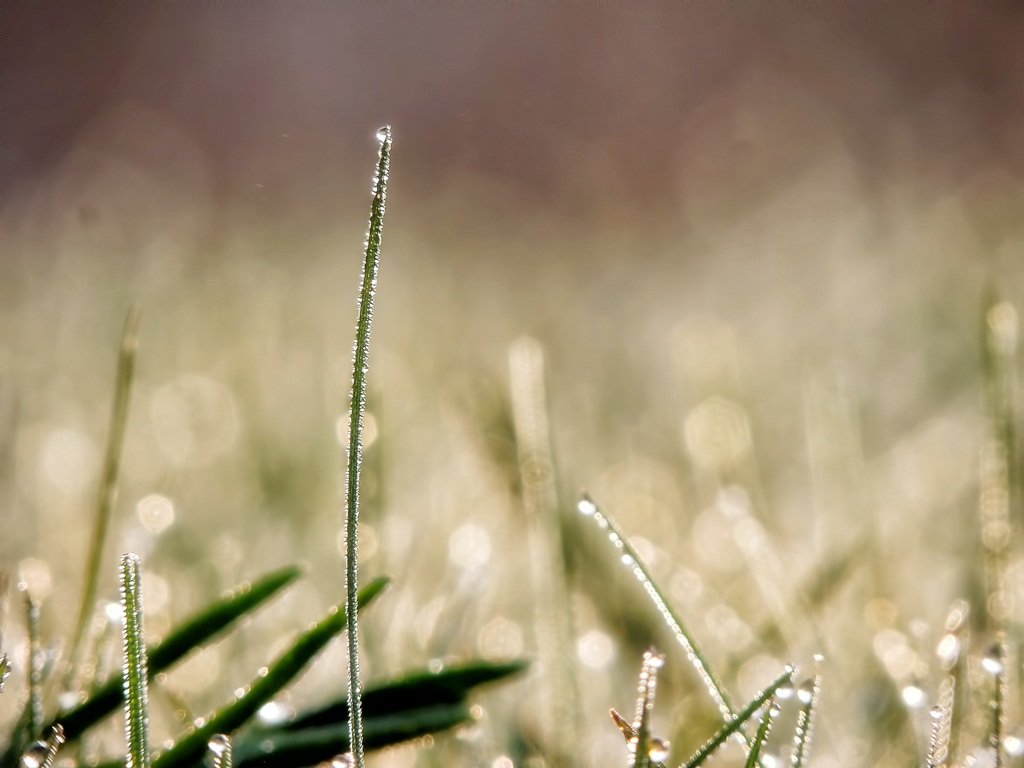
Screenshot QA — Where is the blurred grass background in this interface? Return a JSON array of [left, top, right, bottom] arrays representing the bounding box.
[[2, 3, 1024, 766]]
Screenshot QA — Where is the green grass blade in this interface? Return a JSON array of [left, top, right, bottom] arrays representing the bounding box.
[[23, 586, 43, 739], [67, 308, 140, 687], [283, 659, 528, 730], [151, 577, 389, 768], [54, 565, 301, 741], [120, 554, 150, 768], [681, 667, 795, 768], [742, 701, 776, 768], [629, 651, 665, 768], [0, 653, 10, 695], [576, 495, 740, 726], [790, 675, 821, 768], [341, 125, 392, 768], [233, 703, 469, 768]]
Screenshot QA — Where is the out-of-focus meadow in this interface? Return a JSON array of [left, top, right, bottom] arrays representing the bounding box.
[[2, 4, 1024, 767]]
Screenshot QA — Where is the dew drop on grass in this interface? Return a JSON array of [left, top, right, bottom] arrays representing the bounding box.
[[982, 646, 1004, 676], [649, 737, 671, 762], [929, 704, 945, 721], [901, 685, 925, 708], [19, 741, 47, 768], [332, 753, 356, 768], [776, 682, 794, 700], [207, 735, 230, 757], [797, 679, 816, 705], [375, 126, 390, 145]]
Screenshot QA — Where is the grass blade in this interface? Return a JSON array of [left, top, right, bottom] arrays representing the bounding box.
[[576, 495, 740, 726], [629, 650, 665, 768], [341, 125, 392, 768], [742, 701, 776, 768], [120, 553, 150, 768], [53, 565, 301, 741], [0, 653, 10, 695], [233, 703, 470, 768], [282, 659, 528, 731], [790, 675, 821, 768], [508, 337, 580, 758], [67, 308, 140, 687], [151, 577, 389, 768], [681, 667, 795, 768], [22, 585, 43, 739]]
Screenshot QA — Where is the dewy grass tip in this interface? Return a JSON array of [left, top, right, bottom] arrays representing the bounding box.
[[119, 553, 150, 768], [342, 125, 392, 768]]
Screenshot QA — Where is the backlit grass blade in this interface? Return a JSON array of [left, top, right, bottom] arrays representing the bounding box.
[[681, 667, 795, 768], [629, 650, 666, 768], [54, 565, 301, 741], [22, 585, 42, 739], [341, 125, 392, 768], [576, 495, 739, 726], [790, 675, 821, 768], [508, 336, 580, 757], [68, 308, 140, 687], [233, 703, 470, 768], [120, 553, 150, 768], [742, 701, 776, 768], [283, 659, 528, 730], [0, 653, 10, 695], [151, 577, 389, 768]]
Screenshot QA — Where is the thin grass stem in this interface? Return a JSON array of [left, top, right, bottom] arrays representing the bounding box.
[[743, 700, 776, 768], [67, 308, 140, 687], [680, 667, 794, 768], [576, 495, 740, 727], [119, 553, 150, 768], [341, 126, 391, 768]]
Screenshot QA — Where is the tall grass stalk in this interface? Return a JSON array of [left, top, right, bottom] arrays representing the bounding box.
[[508, 337, 580, 757], [119, 553, 150, 768], [342, 125, 392, 768], [22, 586, 42, 739], [575, 495, 741, 729], [68, 308, 140, 686]]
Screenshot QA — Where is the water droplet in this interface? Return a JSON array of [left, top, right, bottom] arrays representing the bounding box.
[[649, 737, 671, 762], [375, 126, 391, 144], [936, 633, 961, 665], [577, 496, 597, 516], [769, 702, 782, 718], [207, 735, 230, 757], [331, 754, 355, 768], [983, 646, 1004, 675], [1004, 734, 1024, 756], [901, 684, 926, 708], [930, 704, 945, 721], [19, 742, 47, 768], [797, 678, 816, 705], [776, 683, 794, 700], [644, 651, 665, 669]]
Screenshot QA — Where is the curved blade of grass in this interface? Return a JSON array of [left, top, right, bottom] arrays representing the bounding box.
[[233, 703, 469, 768], [53, 565, 301, 741], [283, 659, 528, 731], [576, 495, 739, 728], [790, 675, 821, 768], [341, 125, 392, 768], [681, 667, 795, 768], [67, 308, 140, 687], [120, 554, 150, 768], [151, 577, 389, 768], [742, 702, 775, 768]]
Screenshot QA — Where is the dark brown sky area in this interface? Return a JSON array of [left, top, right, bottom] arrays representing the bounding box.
[[2, 3, 1022, 235]]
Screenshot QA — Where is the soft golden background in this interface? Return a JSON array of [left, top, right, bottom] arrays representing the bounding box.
[[2, 4, 1024, 767]]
